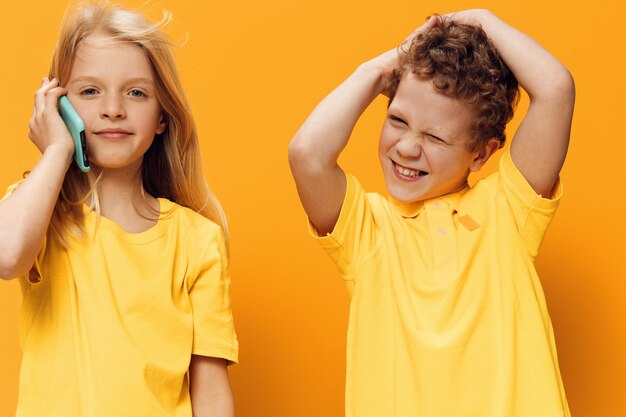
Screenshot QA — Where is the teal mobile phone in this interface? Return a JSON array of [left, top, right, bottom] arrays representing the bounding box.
[[58, 96, 90, 172]]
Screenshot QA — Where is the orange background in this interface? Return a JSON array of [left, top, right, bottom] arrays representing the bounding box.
[[1, 1, 624, 416]]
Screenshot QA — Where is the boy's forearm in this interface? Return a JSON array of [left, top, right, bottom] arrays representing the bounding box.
[[289, 16, 437, 169], [467, 10, 574, 99], [288, 60, 389, 235], [289, 61, 386, 166], [452, 9, 574, 196], [289, 17, 437, 234], [0, 145, 70, 279]]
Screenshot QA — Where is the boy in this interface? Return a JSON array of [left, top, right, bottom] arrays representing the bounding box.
[[288, 9, 574, 417]]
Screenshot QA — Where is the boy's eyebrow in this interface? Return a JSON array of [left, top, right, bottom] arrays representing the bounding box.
[[387, 107, 409, 121], [387, 104, 403, 114], [387, 105, 459, 143]]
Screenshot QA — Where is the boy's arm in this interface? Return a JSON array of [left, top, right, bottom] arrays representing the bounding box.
[[288, 18, 437, 235], [0, 78, 73, 279], [189, 355, 235, 417], [450, 10, 575, 197]]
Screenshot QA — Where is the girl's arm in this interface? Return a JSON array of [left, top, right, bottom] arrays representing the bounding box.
[[0, 78, 73, 279], [189, 355, 235, 417], [288, 17, 437, 235], [449, 9, 575, 196]]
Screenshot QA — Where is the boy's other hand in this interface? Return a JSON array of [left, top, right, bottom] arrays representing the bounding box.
[[367, 15, 438, 97], [443, 9, 491, 27]]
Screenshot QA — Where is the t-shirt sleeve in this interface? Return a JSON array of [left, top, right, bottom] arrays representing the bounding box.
[[2, 180, 46, 284], [187, 226, 238, 364], [308, 172, 378, 281], [2, 181, 22, 201], [498, 150, 563, 259]]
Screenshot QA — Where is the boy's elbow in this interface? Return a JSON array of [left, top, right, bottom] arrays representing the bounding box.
[[555, 67, 575, 101], [545, 67, 576, 105], [289, 130, 339, 179], [288, 135, 317, 172], [530, 67, 575, 111], [287, 137, 303, 167]]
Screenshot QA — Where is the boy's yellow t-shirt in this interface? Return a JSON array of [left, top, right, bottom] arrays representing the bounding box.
[[311, 151, 570, 417], [9, 197, 238, 417]]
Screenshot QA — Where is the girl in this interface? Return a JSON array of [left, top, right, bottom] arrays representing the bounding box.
[[0, 3, 238, 417]]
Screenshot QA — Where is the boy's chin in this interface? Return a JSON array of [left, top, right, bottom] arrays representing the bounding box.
[[386, 185, 460, 204], [386, 187, 428, 204], [385, 175, 471, 203]]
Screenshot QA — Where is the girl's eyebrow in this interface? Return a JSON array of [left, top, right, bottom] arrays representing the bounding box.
[[68, 76, 154, 86]]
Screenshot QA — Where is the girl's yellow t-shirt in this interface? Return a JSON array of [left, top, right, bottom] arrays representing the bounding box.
[[12, 198, 238, 417]]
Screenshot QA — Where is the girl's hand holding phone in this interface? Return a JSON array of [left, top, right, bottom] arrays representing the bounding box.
[[28, 77, 74, 163]]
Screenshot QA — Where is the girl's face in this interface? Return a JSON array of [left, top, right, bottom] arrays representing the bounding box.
[[65, 33, 166, 172]]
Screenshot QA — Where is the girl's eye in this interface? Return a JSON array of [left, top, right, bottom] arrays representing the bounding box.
[[128, 89, 145, 98], [80, 88, 98, 96]]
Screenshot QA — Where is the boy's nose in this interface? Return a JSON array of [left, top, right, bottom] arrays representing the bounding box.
[[100, 96, 126, 119], [396, 134, 422, 158]]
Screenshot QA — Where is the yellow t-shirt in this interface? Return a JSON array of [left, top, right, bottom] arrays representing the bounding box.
[[311, 151, 570, 417], [10, 196, 238, 417]]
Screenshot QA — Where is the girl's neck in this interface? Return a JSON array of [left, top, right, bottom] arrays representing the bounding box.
[[92, 162, 160, 233]]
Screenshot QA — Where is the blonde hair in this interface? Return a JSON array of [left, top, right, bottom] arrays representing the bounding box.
[[48, 1, 229, 248]]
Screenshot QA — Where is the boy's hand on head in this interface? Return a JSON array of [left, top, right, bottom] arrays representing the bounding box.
[[367, 15, 438, 97], [28, 77, 74, 160], [290, 15, 441, 235], [403, 15, 439, 45], [443, 9, 491, 27], [443, 9, 574, 196]]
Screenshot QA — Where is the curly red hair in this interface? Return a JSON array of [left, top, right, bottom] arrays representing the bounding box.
[[388, 16, 520, 150]]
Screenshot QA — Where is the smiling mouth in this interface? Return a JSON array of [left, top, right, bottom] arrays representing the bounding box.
[[393, 161, 428, 178]]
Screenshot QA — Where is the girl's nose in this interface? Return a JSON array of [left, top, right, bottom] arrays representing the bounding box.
[[100, 96, 126, 119]]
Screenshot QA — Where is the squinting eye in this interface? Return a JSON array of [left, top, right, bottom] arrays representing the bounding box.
[[128, 89, 145, 98], [389, 115, 407, 125], [426, 134, 445, 143]]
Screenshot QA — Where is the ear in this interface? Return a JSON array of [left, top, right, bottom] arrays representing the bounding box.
[[469, 138, 500, 172], [156, 113, 168, 135]]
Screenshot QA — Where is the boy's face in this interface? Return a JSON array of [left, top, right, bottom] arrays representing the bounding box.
[[379, 73, 494, 203]]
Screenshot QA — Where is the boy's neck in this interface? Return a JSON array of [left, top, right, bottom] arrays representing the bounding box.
[[388, 182, 471, 217]]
